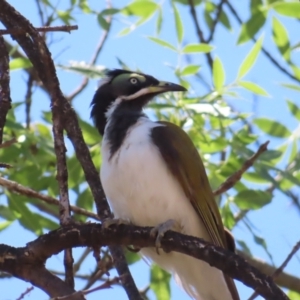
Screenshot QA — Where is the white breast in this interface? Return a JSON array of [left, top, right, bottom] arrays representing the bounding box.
[[100, 117, 233, 300], [101, 117, 206, 236]]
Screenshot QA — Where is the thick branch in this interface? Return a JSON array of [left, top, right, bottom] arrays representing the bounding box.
[[0, 223, 289, 300], [0, 244, 83, 299], [0, 36, 11, 144]]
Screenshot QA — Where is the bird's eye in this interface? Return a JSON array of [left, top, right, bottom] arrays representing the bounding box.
[[130, 78, 138, 84]]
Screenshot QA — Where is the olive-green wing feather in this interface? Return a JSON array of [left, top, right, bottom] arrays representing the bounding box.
[[151, 121, 239, 300]]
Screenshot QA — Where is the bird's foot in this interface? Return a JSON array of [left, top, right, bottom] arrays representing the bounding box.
[[102, 218, 130, 229], [150, 219, 181, 254]]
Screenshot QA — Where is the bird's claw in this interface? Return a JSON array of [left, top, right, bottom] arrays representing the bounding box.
[[102, 218, 130, 229], [150, 219, 181, 255]]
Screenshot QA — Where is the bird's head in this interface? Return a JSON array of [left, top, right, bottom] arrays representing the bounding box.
[[91, 69, 186, 135]]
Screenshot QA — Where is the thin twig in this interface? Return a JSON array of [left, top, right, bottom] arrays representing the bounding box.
[[66, 2, 112, 101], [52, 277, 120, 300], [226, 1, 300, 84], [0, 137, 17, 149], [0, 176, 99, 220], [24, 75, 33, 129], [213, 141, 269, 196], [248, 240, 300, 300], [188, 0, 213, 70], [207, 0, 226, 43], [0, 25, 78, 35], [16, 286, 34, 300]]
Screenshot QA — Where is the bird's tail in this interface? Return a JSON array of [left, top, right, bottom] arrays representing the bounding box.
[[141, 249, 236, 300]]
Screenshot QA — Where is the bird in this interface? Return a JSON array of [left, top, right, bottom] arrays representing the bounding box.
[[90, 69, 240, 300]]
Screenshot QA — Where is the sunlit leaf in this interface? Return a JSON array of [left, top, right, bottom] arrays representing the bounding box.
[[150, 265, 171, 300], [238, 36, 263, 78], [9, 58, 32, 70], [288, 291, 300, 300], [213, 56, 225, 93], [182, 43, 213, 54], [239, 80, 269, 96], [122, 1, 158, 18], [273, 2, 300, 18], [148, 37, 177, 51], [173, 3, 183, 43], [181, 65, 200, 76]]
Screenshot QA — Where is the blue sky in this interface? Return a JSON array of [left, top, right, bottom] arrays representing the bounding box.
[[1, 1, 300, 299]]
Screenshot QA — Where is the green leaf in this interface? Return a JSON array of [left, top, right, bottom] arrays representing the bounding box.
[[287, 291, 300, 300], [254, 118, 291, 138], [156, 8, 163, 34], [0, 221, 13, 231], [272, 17, 290, 61], [79, 119, 101, 145], [281, 83, 300, 92], [239, 80, 269, 96], [101, 8, 120, 16], [243, 172, 270, 184], [148, 37, 177, 51], [237, 11, 266, 44], [97, 14, 110, 30], [181, 65, 200, 76], [234, 190, 272, 210], [173, 3, 183, 44], [213, 56, 225, 93], [238, 36, 263, 78], [286, 100, 300, 121], [251, 0, 263, 13], [273, 2, 300, 18], [125, 249, 141, 265], [150, 265, 171, 300], [219, 10, 231, 30], [9, 58, 32, 70], [182, 43, 213, 54], [289, 140, 298, 164]]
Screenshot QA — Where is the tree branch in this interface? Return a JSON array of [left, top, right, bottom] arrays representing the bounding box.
[[0, 223, 289, 300], [0, 25, 78, 35], [238, 251, 300, 294], [0, 2, 140, 299], [213, 141, 269, 196]]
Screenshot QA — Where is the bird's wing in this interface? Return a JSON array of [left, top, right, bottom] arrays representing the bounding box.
[[151, 121, 240, 300]]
